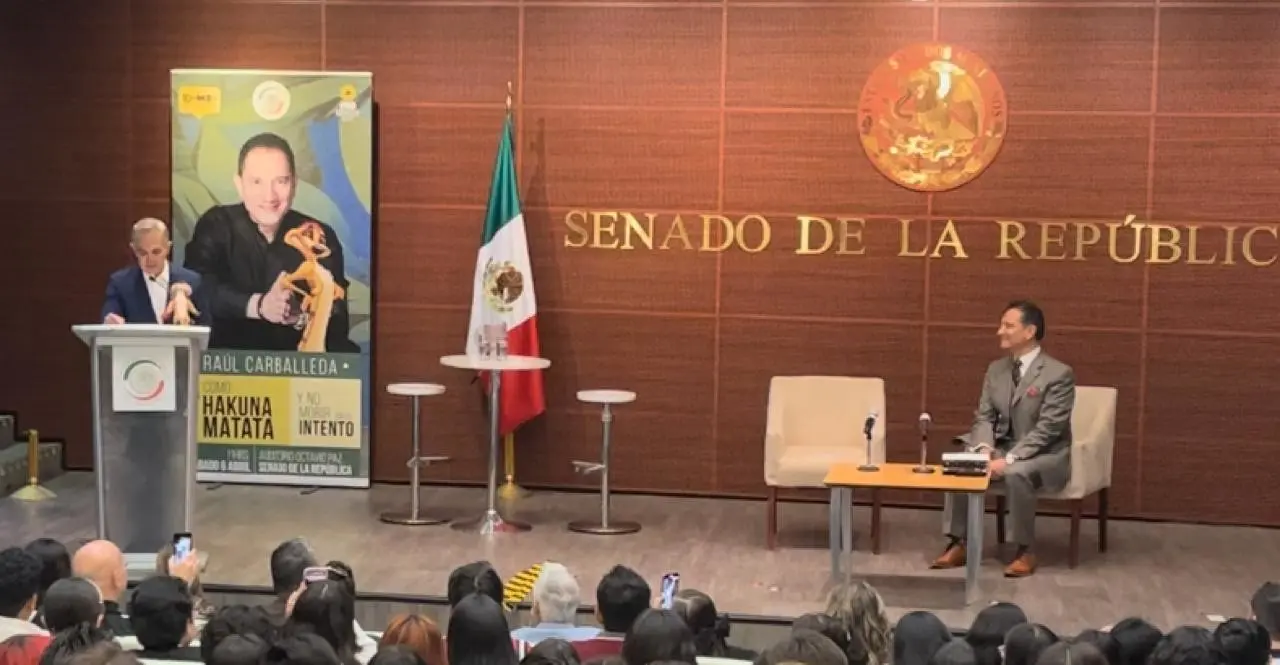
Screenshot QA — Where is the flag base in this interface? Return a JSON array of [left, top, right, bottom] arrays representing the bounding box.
[[497, 478, 533, 501], [451, 509, 531, 535]]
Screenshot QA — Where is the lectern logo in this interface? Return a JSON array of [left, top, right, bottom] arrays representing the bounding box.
[[857, 43, 1008, 192], [122, 359, 166, 402], [483, 260, 524, 313]]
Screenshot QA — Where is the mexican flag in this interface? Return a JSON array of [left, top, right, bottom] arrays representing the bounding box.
[[466, 114, 545, 435]]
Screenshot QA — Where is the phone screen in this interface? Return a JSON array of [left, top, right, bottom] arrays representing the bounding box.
[[660, 573, 680, 609], [303, 566, 331, 584], [172, 533, 193, 561]]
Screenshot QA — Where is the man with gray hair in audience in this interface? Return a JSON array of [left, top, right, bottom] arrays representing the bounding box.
[[510, 562, 600, 646]]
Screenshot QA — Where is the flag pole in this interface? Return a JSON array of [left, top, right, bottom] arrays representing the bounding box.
[[495, 79, 531, 503]]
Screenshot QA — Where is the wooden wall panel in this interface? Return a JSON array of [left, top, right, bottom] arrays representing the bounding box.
[[4, 0, 1280, 527]]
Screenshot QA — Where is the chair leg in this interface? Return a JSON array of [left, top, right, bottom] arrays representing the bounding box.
[[995, 496, 1007, 545], [766, 486, 778, 550], [1069, 500, 1082, 568], [871, 489, 882, 555], [1098, 488, 1109, 553]]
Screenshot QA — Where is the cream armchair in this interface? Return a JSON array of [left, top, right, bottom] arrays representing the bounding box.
[[995, 385, 1116, 567], [764, 376, 887, 549]]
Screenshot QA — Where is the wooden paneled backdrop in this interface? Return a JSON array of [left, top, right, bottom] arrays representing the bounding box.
[[2, 0, 1279, 527]]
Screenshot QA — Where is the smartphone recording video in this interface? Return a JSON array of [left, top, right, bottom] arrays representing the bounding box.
[[172, 533, 193, 561], [303, 566, 332, 584], [660, 572, 680, 609]]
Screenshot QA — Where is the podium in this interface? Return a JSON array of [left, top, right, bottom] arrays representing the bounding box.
[[72, 324, 209, 558]]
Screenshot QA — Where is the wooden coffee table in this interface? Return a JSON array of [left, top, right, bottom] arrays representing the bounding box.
[[824, 462, 990, 604]]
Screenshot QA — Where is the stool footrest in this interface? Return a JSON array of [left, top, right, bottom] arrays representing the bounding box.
[[572, 460, 605, 474], [407, 455, 451, 468]]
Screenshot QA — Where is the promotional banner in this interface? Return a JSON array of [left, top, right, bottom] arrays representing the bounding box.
[[170, 69, 373, 487]]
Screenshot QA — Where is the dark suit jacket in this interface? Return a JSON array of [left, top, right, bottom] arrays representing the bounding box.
[[101, 264, 203, 324]]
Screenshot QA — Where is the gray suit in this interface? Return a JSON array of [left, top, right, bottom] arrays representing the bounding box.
[[944, 350, 1075, 547]]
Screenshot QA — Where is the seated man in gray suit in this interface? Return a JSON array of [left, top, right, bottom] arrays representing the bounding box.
[[932, 300, 1074, 578]]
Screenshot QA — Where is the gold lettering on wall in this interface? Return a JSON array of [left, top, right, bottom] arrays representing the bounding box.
[[560, 210, 1278, 268]]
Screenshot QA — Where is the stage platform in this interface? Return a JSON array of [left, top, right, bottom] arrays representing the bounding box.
[[1, 473, 1270, 633]]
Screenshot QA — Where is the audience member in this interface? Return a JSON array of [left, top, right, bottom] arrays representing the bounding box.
[[447, 594, 517, 665], [156, 543, 215, 620], [69, 542, 129, 637], [200, 604, 276, 663], [59, 641, 137, 665], [1109, 618, 1163, 665], [520, 639, 580, 665], [208, 634, 268, 665], [371, 646, 426, 665], [932, 641, 979, 665], [316, 561, 377, 662], [38, 624, 113, 665], [967, 603, 1029, 665], [1002, 624, 1058, 665], [263, 633, 341, 665], [1249, 583, 1280, 647], [572, 566, 649, 661], [1036, 642, 1109, 665], [1148, 627, 1226, 665], [447, 563, 504, 609], [287, 580, 359, 665], [893, 611, 955, 665], [23, 540, 70, 629], [1076, 630, 1121, 665], [825, 581, 891, 665], [621, 609, 696, 665], [1214, 619, 1271, 665], [672, 589, 755, 660], [755, 629, 848, 665], [795, 613, 867, 665], [266, 538, 319, 624], [380, 615, 445, 665], [128, 575, 199, 661], [42, 579, 103, 633], [511, 563, 598, 645], [0, 548, 45, 642]]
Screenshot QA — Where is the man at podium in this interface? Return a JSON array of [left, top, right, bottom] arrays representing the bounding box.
[[101, 218, 203, 325]]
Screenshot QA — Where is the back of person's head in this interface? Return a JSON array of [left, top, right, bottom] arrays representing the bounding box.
[[1214, 619, 1271, 665], [755, 629, 849, 665], [824, 581, 890, 665], [582, 657, 624, 665], [1035, 642, 1109, 665], [521, 638, 582, 665], [1249, 583, 1280, 637], [894, 611, 954, 665], [270, 538, 317, 595], [42, 578, 103, 633], [24, 539, 71, 610], [448, 593, 516, 665], [1075, 631, 1121, 665], [61, 640, 138, 665], [263, 632, 341, 665], [1002, 624, 1059, 665], [1149, 627, 1226, 665], [622, 608, 697, 665], [209, 634, 268, 665], [381, 614, 446, 665], [200, 604, 277, 663], [795, 613, 867, 665], [448, 561, 503, 608], [325, 561, 356, 596], [0, 546, 43, 619], [288, 579, 358, 664], [128, 575, 194, 651], [39, 623, 114, 665], [595, 566, 651, 634], [371, 645, 427, 665], [932, 641, 978, 665], [967, 603, 1029, 665], [672, 589, 730, 657], [532, 563, 581, 625], [1109, 618, 1163, 665]]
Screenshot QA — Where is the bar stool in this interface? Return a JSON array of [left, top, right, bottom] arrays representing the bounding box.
[[569, 389, 640, 535], [380, 383, 451, 526]]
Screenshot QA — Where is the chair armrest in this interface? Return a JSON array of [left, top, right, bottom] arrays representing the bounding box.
[[764, 430, 786, 483]]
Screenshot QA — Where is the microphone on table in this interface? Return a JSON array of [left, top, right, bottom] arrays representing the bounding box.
[[913, 412, 935, 474], [857, 410, 880, 472]]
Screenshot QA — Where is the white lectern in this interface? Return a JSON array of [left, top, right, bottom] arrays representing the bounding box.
[[72, 324, 209, 558]]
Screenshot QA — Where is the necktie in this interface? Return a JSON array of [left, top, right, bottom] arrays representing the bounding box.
[[1011, 359, 1023, 389]]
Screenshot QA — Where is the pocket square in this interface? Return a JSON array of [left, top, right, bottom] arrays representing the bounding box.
[[1027, 385, 1040, 397]]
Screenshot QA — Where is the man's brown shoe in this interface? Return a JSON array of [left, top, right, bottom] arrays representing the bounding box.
[[930, 543, 966, 569], [1004, 552, 1037, 577]]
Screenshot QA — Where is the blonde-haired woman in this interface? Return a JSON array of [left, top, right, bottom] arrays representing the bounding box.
[[824, 580, 891, 665]]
